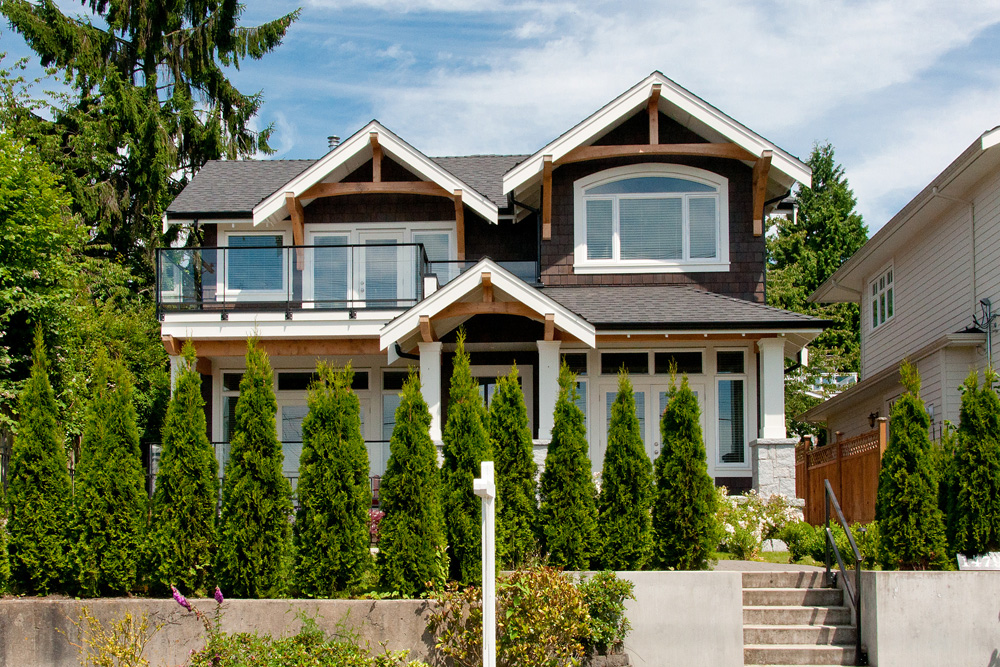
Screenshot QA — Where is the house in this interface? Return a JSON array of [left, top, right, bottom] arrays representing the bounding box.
[[801, 127, 1000, 443], [159, 72, 823, 494]]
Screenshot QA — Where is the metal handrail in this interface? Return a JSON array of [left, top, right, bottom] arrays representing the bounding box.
[[824, 478, 867, 665]]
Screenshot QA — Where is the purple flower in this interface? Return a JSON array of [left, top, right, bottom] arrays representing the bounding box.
[[214, 586, 224, 605], [172, 585, 192, 611]]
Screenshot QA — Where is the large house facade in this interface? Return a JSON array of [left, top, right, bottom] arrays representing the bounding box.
[[159, 72, 822, 493]]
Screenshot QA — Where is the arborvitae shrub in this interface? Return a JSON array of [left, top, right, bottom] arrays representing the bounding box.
[[597, 371, 654, 570], [293, 363, 372, 596], [651, 374, 719, 570], [539, 363, 598, 570], [490, 366, 538, 568], [72, 349, 148, 596], [0, 475, 9, 594], [377, 371, 446, 596], [947, 368, 1000, 556], [144, 341, 219, 596], [874, 362, 948, 569], [7, 331, 72, 594], [440, 332, 491, 585], [216, 338, 293, 598]]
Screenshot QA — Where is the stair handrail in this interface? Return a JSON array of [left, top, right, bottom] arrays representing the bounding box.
[[824, 478, 867, 665]]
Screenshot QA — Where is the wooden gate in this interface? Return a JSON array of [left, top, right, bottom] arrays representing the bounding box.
[[795, 418, 888, 525]]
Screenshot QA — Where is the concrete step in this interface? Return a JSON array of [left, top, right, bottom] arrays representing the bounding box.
[[743, 624, 857, 645], [743, 605, 853, 626], [743, 587, 844, 607], [742, 571, 827, 589], [744, 644, 856, 665]]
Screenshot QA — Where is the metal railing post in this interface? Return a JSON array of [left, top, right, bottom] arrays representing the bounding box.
[[825, 484, 832, 586]]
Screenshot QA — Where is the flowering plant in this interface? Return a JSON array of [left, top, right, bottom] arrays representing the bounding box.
[[715, 488, 798, 560], [369, 508, 385, 544]]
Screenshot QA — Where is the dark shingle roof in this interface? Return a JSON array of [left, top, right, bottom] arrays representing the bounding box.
[[542, 285, 825, 329], [431, 155, 528, 208], [167, 160, 314, 218]]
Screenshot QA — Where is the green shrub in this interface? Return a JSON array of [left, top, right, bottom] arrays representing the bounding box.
[[0, 478, 8, 594], [853, 521, 880, 569], [597, 371, 654, 570], [7, 330, 72, 594], [651, 374, 719, 570], [67, 606, 161, 667], [440, 332, 490, 585], [779, 520, 875, 566], [216, 338, 293, 598], [539, 363, 598, 570], [72, 349, 148, 596], [377, 371, 446, 597], [489, 366, 538, 568], [578, 571, 634, 654], [716, 488, 797, 560], [779, 521, 821, 563], [144, 341, 219, 596], [294, 363, 372, 597]]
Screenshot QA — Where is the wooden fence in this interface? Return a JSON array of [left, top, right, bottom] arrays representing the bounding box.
[[795, 418, 888, 525]]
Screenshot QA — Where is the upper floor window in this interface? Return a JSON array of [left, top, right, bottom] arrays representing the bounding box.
[[573, 164, 729, 274], [870, 266, 894, 330]]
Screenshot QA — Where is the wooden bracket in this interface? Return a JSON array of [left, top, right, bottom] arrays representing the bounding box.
[[454, 189, 465, 260], [300, 181, 452, 199], [542, 155, 553, 241], [370, 132, 382, 183], [285, 192, 305, 269], [433, 301, 543, 322], [544, 313, 555, 341], [751, 150, 773, 236], [161, 335, 181, 356], [419, 315, 436, 343], [556, 143, 758, 166], [481, 272, 493, 302], [647, 83, 661, 145]]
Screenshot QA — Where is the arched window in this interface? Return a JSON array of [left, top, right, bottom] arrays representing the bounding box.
[[573, 164, 729, 273]]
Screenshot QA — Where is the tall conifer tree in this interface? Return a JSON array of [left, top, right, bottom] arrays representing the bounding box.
[[72, 349, 148, 596], [377, 372, 446, 597], [7, 330, 71, 594], [144, 341, 219, 595], [294, 363, 372, 596], [440, 332, 490, 584], [0, 478, 8, 593], [216, 338, 292, 598], [598, 371, 654, 570], [539, 364, 598, 570]]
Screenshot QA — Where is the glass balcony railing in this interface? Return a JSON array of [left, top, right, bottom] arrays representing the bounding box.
[[428, 260, 540, 286]]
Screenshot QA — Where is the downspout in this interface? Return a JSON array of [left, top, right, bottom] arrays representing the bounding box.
[[394, 343, 420, 361]]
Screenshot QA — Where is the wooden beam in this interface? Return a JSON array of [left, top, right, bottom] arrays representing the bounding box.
[[370, 132, 383, 183], [195, 357, 212, 375], [752, 150, 773, 237], [544, 313, 555, 341], [647, 83, 661, 145], [454, 189, 465, 260], [542, 155, 553, 241], [481, 272, 493, 302], [555, 143, 758, 166], [161, 335, 181, 356], [433, 301, 544, 322], [187, 338, 381, 358], [419, 315, 436, 342], [285, 192, 306, 269], [300, 180, 452, 200]]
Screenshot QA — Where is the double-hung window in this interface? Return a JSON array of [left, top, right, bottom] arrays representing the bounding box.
[[574, 164, 729, 273], [870, 267, 894, 330]]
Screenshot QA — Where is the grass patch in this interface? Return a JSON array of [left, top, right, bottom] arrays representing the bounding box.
[[714, 551, 822, 567]]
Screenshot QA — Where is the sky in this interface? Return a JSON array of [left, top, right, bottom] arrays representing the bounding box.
[[3, 0, 1000, 233]]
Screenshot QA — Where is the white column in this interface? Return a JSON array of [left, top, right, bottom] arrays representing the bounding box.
[[169, 355, 182, 396], [537, 340, 561, 440], [757, 337, 787, 439], [419, 341, 443, 441]]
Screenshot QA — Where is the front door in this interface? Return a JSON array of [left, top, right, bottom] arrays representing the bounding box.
[[600, 380, 704, 464]]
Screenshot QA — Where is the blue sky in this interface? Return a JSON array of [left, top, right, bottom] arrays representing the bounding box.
[[4, 0, 1000, 232]]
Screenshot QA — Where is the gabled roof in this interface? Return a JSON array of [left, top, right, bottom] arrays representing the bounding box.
[[167, 160, 314, 219], [502, 71, 811, 196], [253, 120, 500, 226]]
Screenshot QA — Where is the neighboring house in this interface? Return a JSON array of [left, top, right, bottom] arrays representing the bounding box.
[[802, 128, 1000, 442], [159, 72, 823, 493]]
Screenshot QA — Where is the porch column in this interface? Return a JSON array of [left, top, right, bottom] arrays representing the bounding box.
[[419, 341, 443, 441], [169, 355, 182, 396], [757, 337, 787, 439], [537, 340, 561, 440]]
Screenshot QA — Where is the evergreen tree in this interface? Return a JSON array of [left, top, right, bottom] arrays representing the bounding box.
[[597, 371, 654, 570], [651, 374, 718, 570], [489, 366, 538, 568], [216, 338, 292, 598], [144, 341, 219, 596], [947, 369, 1000, 556], [440, 332, 491, 585], [539, 363, 598, 570], [7, 330, 72, 594], [874, 362, 948, 570], [377, 372, 446, 597], [294, 363, 372, 597], [72, 349, 148, 596], [0, 478, 8, 593]]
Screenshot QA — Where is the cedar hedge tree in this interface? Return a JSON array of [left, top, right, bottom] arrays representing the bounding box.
[[72, 349, 148, 596], [598, 371, 654, 570], [652, 374, 719, 570], [490, 365, 538, 568], [294, 363, 372, 597], [539, 363, 598, 570], [947, 369, 1000, 556], [144, 341, 219, 596], [874, 361, 948, 570], [377, 371, 446, 597], [0, 478, 8, 594], [7, 330, 72, 594], [440, 331, 491, 585], [216, 338, 293, 598]]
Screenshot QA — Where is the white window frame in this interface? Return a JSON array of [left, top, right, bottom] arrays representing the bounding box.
[[220, 230, 290, 300], [573, 163, 730, 274], [869, 264, 894, 331], [715, 349, 748, 468]]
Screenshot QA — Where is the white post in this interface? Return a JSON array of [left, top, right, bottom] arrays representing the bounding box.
[[757, 337, 787, 439], [473, 461, 496, 667], [169, 355, 182, 396], [419, 341, 443, 441], [537, 340, 561, 440]]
